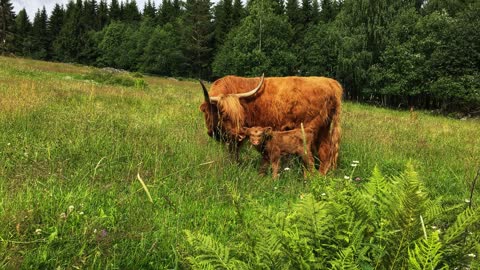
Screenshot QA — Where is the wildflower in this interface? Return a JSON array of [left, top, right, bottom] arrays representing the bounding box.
[[350, 163, 358, 167], [467, 253, 476, 258], [284, 167, 290, 171], [35, 229, 42, 235], [59, 212, 67, 219], [68, 205, 75, 213], [464, 199, 471, 203], [274, 186, 278, 190], [431, 226, 437, 229], [7, 143, 10, 146], [93, 229, 97, 234], [352, 160, 360, 164], [355, 177, 362, 181], [344, 175, 350, 180], [321, 193, 326, 196], [79, 211, 84, 215]]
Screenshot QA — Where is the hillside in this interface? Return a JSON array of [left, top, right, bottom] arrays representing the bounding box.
[[0, 57, 479, 268]]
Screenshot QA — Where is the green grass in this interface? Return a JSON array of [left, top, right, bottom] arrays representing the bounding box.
[[0, 56, 479, 268]]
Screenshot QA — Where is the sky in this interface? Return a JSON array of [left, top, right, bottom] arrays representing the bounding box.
[[12, 0, 150, 18]]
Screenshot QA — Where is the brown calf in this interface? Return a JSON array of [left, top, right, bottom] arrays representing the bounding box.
[[242, 126, 315, 179]]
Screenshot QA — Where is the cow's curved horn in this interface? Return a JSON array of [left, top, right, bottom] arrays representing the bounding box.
[[200, 80, 210, 102], [233, 73, 265, 98]]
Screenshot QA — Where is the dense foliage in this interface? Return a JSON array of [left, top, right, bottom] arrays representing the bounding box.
[[1, 0, 479, 112]]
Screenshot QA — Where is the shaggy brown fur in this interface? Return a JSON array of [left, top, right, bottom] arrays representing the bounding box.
[[242, 126, 315, 179], [200, 75, 342, 174]]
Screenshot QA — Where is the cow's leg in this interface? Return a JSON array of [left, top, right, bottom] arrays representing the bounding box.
[[317, 127, 332, 175], [227, 140, 243, 161]]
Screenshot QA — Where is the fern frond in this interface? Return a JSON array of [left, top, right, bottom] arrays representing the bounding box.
[[443, 207, 480, 245], [330, 247, 360, 270], [408, 232, 445, 270], [184, 230, 248, 269]]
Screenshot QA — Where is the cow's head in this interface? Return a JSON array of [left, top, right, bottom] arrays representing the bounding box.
[[199, 74, 264, 143]]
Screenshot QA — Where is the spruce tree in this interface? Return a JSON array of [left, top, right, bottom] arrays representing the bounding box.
[[182, 0, 214, 78], [232, 0, 245, 26], [143, 0, 157, 18], [158, 0, 174, 25], [110, 0, 122, 21], [123, 0, 142, 23], [0, 0, 16, 54], [14, 8, 32, 56], [97, 0, 109, 28], [48, 4, 65, 59], [31, 7, 48, 59], [213, 0, 233, 49]]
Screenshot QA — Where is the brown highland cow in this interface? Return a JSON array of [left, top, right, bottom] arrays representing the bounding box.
[[199, 74, 342, 174]]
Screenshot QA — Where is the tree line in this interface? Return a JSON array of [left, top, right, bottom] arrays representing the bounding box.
[[0, 0, 479, 113]]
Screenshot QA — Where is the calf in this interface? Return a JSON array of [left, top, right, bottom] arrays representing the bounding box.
[[242, 126, 315, 179]]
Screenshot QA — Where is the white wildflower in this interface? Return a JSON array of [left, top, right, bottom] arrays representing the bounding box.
[[284, 167, 290, 171], [7, 143, 10, 146], [79, 211, 84, 215], [344, 175, 350, 180], [35, 229, 42, 235], [465, 199, 471, 203], [351, 163, 358, 167], [274, 186, 278, 190], [59, 212, 67, 219], [467, 253, 476, 258], [93, 229, 97, 234], [68, 205, 75, 213], [321, 193, 326, 196], [352, 160, 360, 164], [431, 226, 437, 229]]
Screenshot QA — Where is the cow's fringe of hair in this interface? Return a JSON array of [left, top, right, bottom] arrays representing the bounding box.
[[218, 95, 245, 132], [329, 85, 342, 170]]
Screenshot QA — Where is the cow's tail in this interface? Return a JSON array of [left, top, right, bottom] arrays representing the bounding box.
[[329, 82, 343, 170]]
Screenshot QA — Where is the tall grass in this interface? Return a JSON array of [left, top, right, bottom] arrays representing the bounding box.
[[0, 56, 479, 268]]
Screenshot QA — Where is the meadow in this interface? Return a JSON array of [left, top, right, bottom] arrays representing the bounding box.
[[0, 56, 479, 268]]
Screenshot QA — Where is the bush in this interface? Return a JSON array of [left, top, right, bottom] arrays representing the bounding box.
[[83, 69, 147, 89]]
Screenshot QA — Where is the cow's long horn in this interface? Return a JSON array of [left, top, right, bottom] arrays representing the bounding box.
[[233, 73, 265, 98], [200, 80, 210, 103]]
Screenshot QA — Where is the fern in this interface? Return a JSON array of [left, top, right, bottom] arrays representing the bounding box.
[[184, 230, 248, 269], [408, 232, 445, 270], [443, 207, 479, 245], [330, 247, 360, 270]]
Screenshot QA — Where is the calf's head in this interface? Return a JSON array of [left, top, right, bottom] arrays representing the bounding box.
[[242, 127, 273, 146]]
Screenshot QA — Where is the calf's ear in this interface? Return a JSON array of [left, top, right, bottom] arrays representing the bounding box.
[[264, 127, 273, 136]]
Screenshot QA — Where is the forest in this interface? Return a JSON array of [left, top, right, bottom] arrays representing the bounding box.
[[0, 0, 479, 113]]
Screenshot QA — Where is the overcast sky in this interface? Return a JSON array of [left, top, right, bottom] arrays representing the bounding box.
[[12, 0, 150, 18]]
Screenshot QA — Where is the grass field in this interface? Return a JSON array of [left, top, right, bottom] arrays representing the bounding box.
[[0, 56, 479, 268]]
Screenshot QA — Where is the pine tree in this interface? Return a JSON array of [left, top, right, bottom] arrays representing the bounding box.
[[110, 0, 122, 21], [213, 0, 233, 49], [232, 0, 245, 25], [97, 0, 109, 28], [143, 0, 157, 18], [182, 0, 214, 78], [83, 0, 98, 30], [14, 8, 32, 56], [48, 4, 65, 59], [158, 0, 175, 25], [123, 0, 142, 23], [0, 0, 16, 54], [31, 7, 48, 59]]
